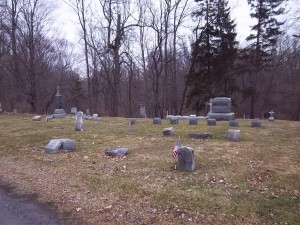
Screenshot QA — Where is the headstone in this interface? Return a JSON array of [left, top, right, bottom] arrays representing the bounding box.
[[45, 139, 76, 154], [13, 108, 17, 114], [53, 86, 67, 118], [75, 111, 84, 131], [163, 127, 174, 136], [227, 129, 241, 142], [229, 120, 239, 127], [32, 115, 42, 121], [61, 139, 76, 151], [207, 118, 216, 126], [92, 114, 98, 118], [139, 104, 147, 118], [128, 119, 136, 125], [207, 97, 235, 120], [86, 109, 90, 115], [46, 115, 54, 121], [84, 115, 92, 120], [71, 107, 77, 114], [153, 117, 161, 124], [105, 148, 128, 157], [189, 117, 198, 125], [45, 139, 63, 154], [188, 133, 212, 140], [166, 115, 173, 120], [268, 117, 274, 121], [177, 147, 195, 172], [251, 118, 261, 127], [170, 117, 179, 125], [0, 102, 2, 114]]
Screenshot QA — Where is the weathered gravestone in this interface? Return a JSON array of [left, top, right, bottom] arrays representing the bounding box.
[[71, 107, 77, 114], [128, 119, 136, 125], [139, 104, 147, 118], [105, 148, 128, 157], [189, 117, 198, 125], [12, 108, 17, 114], [207, 97, 235, 120], [229, 120, 239, 127], [207, 118, 216, 126], [153, 117, 161, 124], [53, 86, 67, 118], [44, 139, 76, 154], [32, 115, 42, 121], [170, 117, 179, 125], [251, 118, 261, 127], [75, 111, 84, 131], [177, 147, 195, 172], [163, 127, 174, 136], [227, 129, 241, 142]]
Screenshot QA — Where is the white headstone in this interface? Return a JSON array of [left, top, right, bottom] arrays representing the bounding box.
[[75, 111, 84, 131]]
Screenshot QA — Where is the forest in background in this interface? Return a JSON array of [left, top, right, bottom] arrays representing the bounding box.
[[0, 0, 299, 120]]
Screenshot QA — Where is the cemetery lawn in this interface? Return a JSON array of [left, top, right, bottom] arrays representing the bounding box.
[[0, 114, 299, 225]]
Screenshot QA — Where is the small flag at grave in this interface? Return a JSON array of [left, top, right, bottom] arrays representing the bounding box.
[[172, 139, 180, 159]]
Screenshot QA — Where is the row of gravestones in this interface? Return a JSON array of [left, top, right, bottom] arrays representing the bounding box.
[[153, 117, 268, 127]]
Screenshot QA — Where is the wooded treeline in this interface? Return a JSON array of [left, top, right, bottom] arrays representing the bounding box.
[[0, 0, 299, 120]]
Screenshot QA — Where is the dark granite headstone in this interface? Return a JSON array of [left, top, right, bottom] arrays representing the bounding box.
[[177, 147, 195, 172], [170, 118, 179, 125], [207, 97, 235, 120]]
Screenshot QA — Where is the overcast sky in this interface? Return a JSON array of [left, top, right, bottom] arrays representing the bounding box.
[[53, 0, 298, 48]]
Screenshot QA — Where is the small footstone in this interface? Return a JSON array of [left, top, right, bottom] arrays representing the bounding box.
[[251, 118, 261, 127], [163, 127, 174, 136], [105, 148, 128, 157], [227, 129, 241, 142], [207, 118, 216, 126], [32, 116, 42, 121], [153, 117, 161, 124], [229, 120, 239, 127]]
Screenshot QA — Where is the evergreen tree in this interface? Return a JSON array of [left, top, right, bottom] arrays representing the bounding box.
[[243, 0, 286, 118], [186, 0, 237, 114]]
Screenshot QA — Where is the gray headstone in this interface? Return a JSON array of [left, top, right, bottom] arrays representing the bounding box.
[[188, 133, 212, 140], [139, 104, 147, 118], [61, 139, 76, 151], [177, 147, 195, 172], [71, 107, 77, 114], [13, 109, 17, 114], [32, 115, 42, 121], [170, 118, 179, 125], [45, 139, 63, 154], [207, 118, 216, 126], [128, 119, 136, 125], [227, 129, 240, 142], [75, 111, 84, 131], [229, 120, 239, 127], [153, 117, 161, 124], [251, 118, 261, 127], [163, 127, 174, 136], [189, 118, 198, 125], [207, 97, 235, 120], [105, 148, 128, 157]]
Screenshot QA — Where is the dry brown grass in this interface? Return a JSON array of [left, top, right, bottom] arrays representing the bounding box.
[[0, 114, 299, 225]]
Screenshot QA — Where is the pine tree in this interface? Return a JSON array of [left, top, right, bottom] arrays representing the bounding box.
[[243, 0, 286, 118], [186, 0, 237, 114]]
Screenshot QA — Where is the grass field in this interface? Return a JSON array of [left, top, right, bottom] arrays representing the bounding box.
[[0, 114, 299, 225]]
